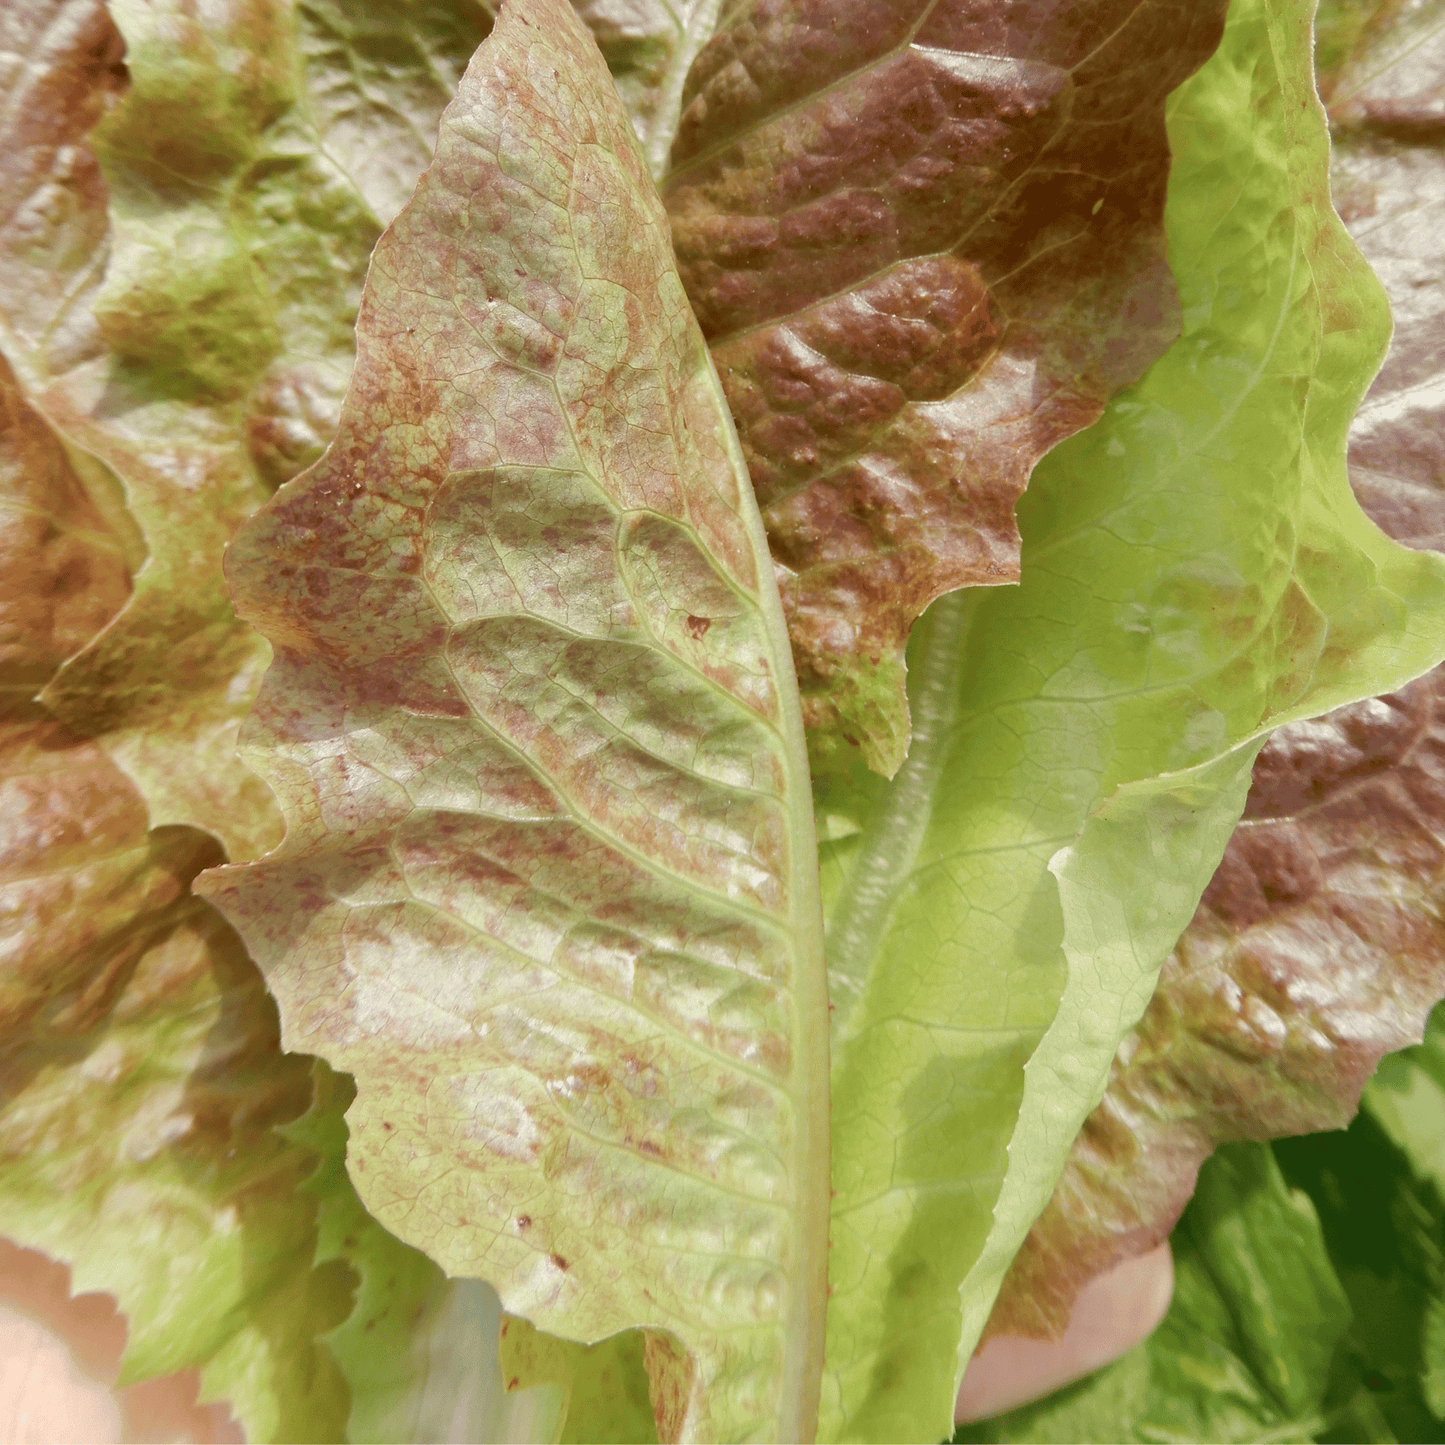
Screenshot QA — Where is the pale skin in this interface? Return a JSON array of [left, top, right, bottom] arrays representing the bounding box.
[[0, 1235, 1173, 1440], [955, 1242, 1177, 1426]]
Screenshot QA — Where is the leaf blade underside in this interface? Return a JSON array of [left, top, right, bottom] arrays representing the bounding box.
[[195, 1, 830, 1440]]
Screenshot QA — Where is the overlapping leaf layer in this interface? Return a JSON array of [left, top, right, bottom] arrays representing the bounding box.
[[982, 0, 1445, 1348], [0, 352, 353, 1438], [196, 1, 829, 1439], [8, 0, 490, 860], [0, 4, 512, 1441], [6, 0, 1445, 1440], [810, 0, 1445, 1436], [665, 0, 1228, 773]]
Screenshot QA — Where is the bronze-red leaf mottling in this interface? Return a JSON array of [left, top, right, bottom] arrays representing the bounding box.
[[0, 327, 350, 1441], [194, 2, 829, 1439], [664, 0, 1229, 774]]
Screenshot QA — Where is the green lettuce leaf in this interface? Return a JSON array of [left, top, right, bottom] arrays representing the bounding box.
[[961, 1045, 1445, 1445], [1368, 999, 1445, 1202], [981, 673, 1445, 1350], [984, 0, 1445, 1348], [663, 0, 1228, 774], [1275, 1091, 1445, 1443], [284, 1058, 532, 1444], [811, 0, 1445, 1436], [196, 0, 830, 1438], [956, 1140, 1352, 1444]]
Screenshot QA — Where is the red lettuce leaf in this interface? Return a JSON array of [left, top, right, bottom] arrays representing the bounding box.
[[663, 0, 1228, 774], [0, 355, 355, 1438], [195, 1, 830, 1438]]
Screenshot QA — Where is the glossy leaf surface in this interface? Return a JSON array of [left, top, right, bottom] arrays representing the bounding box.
[[196, 1, 830, 1439], [1, 0, 490, 861]]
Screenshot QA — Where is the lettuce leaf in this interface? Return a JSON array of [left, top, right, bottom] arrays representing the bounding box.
[[663, 0, 1227, 775], [811, 0, 1445, 1434], [568, 0, 725, 178], [196, 0, 830, 1438], [0, 337, 350, 1441], [4, 0, 490, 861], [1276, 1083, 1445, 1443], [499, 1312, 658, 1443], [956, 1140, 1353, 1444], [984, 0, 1445, 1348], [283, 1059, 530, 1444], [961, 1026, 1445, 1444], [7, 0, 1445, 1439], [1, 20, 499, 1432]]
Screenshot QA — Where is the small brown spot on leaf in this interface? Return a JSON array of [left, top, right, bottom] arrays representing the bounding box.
[[685, 613, 711, 639], [508, 1376, 520, 1390], [551, 1252, 569, 1271], [516, 1214, 531, 1230]]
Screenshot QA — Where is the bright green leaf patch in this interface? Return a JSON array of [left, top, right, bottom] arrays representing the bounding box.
[[817, 0, 1445, 1435], [959, 1034, 1445, 1445]]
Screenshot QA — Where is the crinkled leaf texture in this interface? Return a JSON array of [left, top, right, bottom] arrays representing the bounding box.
[[983, 0, 1445, 1347], [1, 0, 490, 861], [809, 0, 1445, 1437], [566, 0, 726, 178], [664, 0, 1228, 775], [2, 4, 526, 1437], [0, 349, 357, 1439], [961, 1048, 1445, 1444], [196, 1, 830, 1441], [1275, 1072, 1445, 1444]]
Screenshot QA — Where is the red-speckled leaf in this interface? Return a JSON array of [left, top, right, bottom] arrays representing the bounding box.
[[195, 1, 829, 1440], [0, 346, 358, 1440], [663, 0, 1228, 774], [567, 0, 728, 177], [980, 0, 1445, 1343], [1, 0, 491, 863]]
